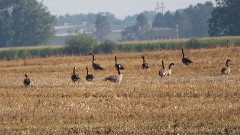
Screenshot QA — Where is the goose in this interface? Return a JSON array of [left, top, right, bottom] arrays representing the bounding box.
[[221, 59, 231, 74], [141, 56, 149, 69], [166, 63, 175, 75], [71, 67, 81, 83], [23, 74, 31, 87], [115, 56, 125, 70], [105, 65, 122, 83], [89, 53, 104, 70], [159, 60, 168, 78], [182, 48, 192, 65], [86, 66, 94, 81]]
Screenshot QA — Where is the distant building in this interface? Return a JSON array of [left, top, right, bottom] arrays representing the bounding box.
[[92, 30, 122, 42], [48, 24, 125, 45], [48, 24, 178, 45], [145, 27, 178, 40]]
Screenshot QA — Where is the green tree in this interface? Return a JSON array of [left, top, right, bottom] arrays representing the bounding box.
[[121, 25, 138, 41], [0, 0, 55, 47], [95, 14, 111, 41], [208, 0, 240, 36], [152, 13, 166, 28], [121, 13, 150, 41], [164, 11, 174, 27], [135, 13, 150, 40], [185, 2, 213, 37], [174, 2, 213, 38], [65, 33, 97, 55]]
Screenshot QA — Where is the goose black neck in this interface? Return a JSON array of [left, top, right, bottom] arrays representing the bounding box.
[[142, 56, 145, 63], [115, 56, 117, 63], [182, 48, 185, 58], [25, 74, 28, 78], [86, 67, 89, 75], [92, 54, 95, 61], [117, 66, 121, 75], [162, 60, 165, 69], [169, 63, 174, 69], [73, 68, 76, 74]]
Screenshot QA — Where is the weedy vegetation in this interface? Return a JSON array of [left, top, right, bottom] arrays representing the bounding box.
[[0, 44, 240, 134], [1, 36, 240, 61]]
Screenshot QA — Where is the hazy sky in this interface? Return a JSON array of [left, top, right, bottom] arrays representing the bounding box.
[[40, 0, 215, 19]]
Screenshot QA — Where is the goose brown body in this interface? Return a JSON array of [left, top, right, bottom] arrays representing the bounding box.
[[89, 53, 104, 70], [86, 66, 94, 81], [159, 60, 167, 78], [105, 65, 122, 83], [221, 59, 231, 74], [141, 56, 149, 69], [71, 67, 81, 83], [159, 61, 174, 78], [23, 74, 31, 87], [182, 48, 192, 65]]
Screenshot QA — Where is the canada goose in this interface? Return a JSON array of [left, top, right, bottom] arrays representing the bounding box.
[[23, 74, 31, 87], [86, 66, 94, 81], [89, 53, 104, 70], [159, 60, 168, 78], [105, 65, 122, 83], [182, 48, 192, 65], [221, 59, 231, 74], [71, 67, 81, 83], [115, 56, 125, 70], [167, 63, 175, 75], [141, 56, 149, 69]]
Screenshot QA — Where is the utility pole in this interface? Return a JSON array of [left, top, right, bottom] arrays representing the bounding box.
[[175, 24, 179, 39]]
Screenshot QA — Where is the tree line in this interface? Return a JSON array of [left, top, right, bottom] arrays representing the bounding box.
[[121, 2, 214, 40], [1, 34, 240, 60], [0, 0, 55, 47]]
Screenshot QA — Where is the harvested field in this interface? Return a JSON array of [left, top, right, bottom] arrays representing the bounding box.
[[0, 46, 239, 134]]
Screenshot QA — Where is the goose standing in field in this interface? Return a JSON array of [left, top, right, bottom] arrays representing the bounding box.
[[221, 59, 231, 74], [159, 60, 168, 78], [23, 74, 31, 87], [115, 56, 125, 70], [89, 53, 104, 70], [141, 56, 149, 69], [71, 67, 81, 83], [182, 48, 192, 65], [166, 63, 175, 75], [105, 65, 122, 83], [86, 66, 94, 81]]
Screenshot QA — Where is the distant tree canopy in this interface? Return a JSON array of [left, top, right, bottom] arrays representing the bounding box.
[[122, 13, 150, 40], [152, 12, 168, 28], [121, 1, 214, 41], [95, 14, 111, 42], [0, 0, 55, 47], [208, 0, 240, 36], [121, 25, 138, 41], [135, 13, 150, 40], [152, 2, 213, 38], [56, 12, 121, 26]]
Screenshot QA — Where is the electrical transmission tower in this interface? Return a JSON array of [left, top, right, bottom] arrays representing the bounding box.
[[155, 1, 165, 15]]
